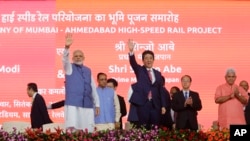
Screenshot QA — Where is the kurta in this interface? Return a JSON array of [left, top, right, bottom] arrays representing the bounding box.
[[215, 83, 248, 129], [62, 49, 100, 132]]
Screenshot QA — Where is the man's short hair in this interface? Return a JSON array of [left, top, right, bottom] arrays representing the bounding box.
[[27, 83, 38, 92], [181, 75, 192, 82], [97, 72, 106, 79], [142, 50, 154, 60], [107, 78, 118, 87], [73, 50, 83, 55], [171, 86, 180, 92], [225, 68, 236, 76]]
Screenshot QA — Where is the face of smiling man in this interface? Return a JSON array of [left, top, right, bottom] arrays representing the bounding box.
[[143, 53, 154, 69]]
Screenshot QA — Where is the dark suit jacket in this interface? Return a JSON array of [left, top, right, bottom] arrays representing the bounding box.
[[244, 93, 250, 124], [160, 87, 172, 128], [128, 83, 139, 122], [129, 54, 166, 109], [171, 90, 202, 130], [31, 93, 53, 129], [51, 100, 65, 109], [117, 95, 127, 129]]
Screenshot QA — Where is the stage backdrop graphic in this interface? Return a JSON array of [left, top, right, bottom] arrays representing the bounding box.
[[0, 0, 250, 130]]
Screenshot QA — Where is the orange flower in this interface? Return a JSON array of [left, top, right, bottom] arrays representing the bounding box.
[[55, 126, 63, 134], [208, 136, 213, 141], [214, 136, 219, 140], [45, 128, 51, 135], [211, 131, 216, 136], [218, 132, 223, 137]]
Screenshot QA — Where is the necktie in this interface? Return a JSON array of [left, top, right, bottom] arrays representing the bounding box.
[[148, 69, 152, 100], [148, 70, 152, 82], [185, 92, 188, 99]]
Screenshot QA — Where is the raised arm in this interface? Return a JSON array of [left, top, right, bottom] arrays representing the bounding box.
[[127, 39, 140, 73], [62, 33, 74, 75]]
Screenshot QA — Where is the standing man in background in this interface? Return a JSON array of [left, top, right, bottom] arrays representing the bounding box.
[[239, 80, 250, 124], [169, 86, 180, 129], [63, 33, 100, 132], [215, 68, 248, 129], [172, 75, 202, 131], [27, 82, 53, 129], [160, 76, 172, 129], [127, 39, 166, 130], [95, 73, 121, 131], [107, 78, 127, 129]]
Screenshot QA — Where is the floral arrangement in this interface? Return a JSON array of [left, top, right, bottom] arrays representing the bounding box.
[[158, 127, 208, 141], [0, 127, 27, 141], [206, 128, 230, 141], [0, 126, 230, 141], [205, 120, 230, 141]]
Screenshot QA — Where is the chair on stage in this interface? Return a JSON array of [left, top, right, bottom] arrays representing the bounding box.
[[42, 123, 65, 132], [2, 121, 30, 133]]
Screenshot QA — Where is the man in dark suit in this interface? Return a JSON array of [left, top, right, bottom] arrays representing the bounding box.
[[107, 78, 127, 129], [27, 83, 53, 129], [171, 75, 202, 131], [127, 83, 139, 128], [169, 86, 180, 129], [239, 80, 250, 124], [159, 76, 172, 129], [127, 39, 167, 130]]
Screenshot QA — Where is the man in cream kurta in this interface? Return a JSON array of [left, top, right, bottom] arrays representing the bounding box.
[[94, 72, 120, 131]]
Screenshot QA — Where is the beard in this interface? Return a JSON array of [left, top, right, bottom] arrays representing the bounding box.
[[74, 61, 83, 65]]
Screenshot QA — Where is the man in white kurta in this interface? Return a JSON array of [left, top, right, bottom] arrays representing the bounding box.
[[63, 33, 100, 132]]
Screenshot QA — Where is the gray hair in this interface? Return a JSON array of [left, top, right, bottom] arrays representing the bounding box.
[[225, 68, 236, 76], [73, 49, 84, 55]]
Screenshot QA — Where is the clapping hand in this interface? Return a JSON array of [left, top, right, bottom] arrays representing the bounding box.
[[233, 87, 241, 98], [185, 97, 193, 106]]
